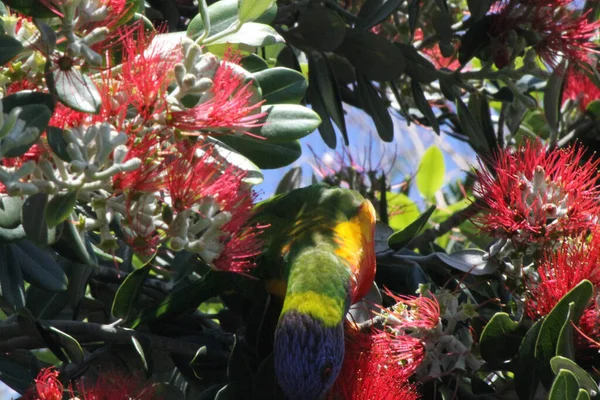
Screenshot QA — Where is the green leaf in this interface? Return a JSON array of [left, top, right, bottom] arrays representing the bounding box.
[[549, 370, 580, 400], [396, 43, 437, 84], [467, 0, 493, 20], [153, 383, 186, 400], [0, 196, 24, 229], [1, 0, 55, 17], [253, 67, 307, 105], [131, 334, 153, 374], [357, 0, 402, 30], [250, 105, 320, 142], [550, 356, 598, 396], [46, 127, 71, 161], [12, 241, 67, 292], [457, 97, 490, 155], [238, 0, 275, 23], [218, 135, 301, 169], [21, 193, 55, 245], [388, 205, 435, 250], [0, 34, 23, 65], [468, 92, 496, 151], [337, 28, 405, 81], [308, 52, 347, 144], [386, 192, 420, 231], [112, 265, 151, 321], [515, 320, 543, 400], [544, 68, 564, 136], [309, 79, 337, 148], [0, 355, 37, 394], [411, 79, 440, 134], [45, 191, 78, 229], [356, 74, 393, 142], [416, 145, 445, 199], [43, 325, 84, 363], [535, 280, 593, 386], [188, 0, 238, 39], [240, 53, 269, 73], [209, 22, 283, 47], [0, 244, 25, 308], [480, 312, 525, 365], [2, 104, 51, 158], [1, 91, 55, 114], [576, 389, 592, 400], [291, 6, 346, 52], [275, 167, 302, 195], [53, 69, 101, 114]]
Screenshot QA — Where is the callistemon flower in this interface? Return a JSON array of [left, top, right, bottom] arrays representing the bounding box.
[[168, 50, 266, 137], [563, 64, 600, 111], [24, 367, 63, 400], [487, 0, 600, 68], [385, 291, 442, 332], [164, 142, 262, 272], [474, 140, 600, 251], [328, 326, 422, 400]]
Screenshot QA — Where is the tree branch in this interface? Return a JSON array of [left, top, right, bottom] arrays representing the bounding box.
[[407, 199, 483, 250]]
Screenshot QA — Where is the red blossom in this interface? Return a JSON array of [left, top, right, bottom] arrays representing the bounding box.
[[384, 289, 442, 331], [328, 326, 422, 400], [112, 134, 166, 195], [563, 64, 600, 111], [168, 50, 266, 137], [474, 140, 600, 249], [488, 0, 600, 68], [24, 367, 63, 400], [69, 371, 159, 400]]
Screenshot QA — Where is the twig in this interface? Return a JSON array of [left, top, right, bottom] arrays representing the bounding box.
[[407, 199, 483, 250]]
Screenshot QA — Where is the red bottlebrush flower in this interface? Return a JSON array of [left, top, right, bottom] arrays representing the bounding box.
[[474, 140, 600, 250], [168, 51, 266, 137], [328, 326, 422, 400], [414, 29, 460, 71], [563, 64, 600, 111], [112, 134, 166, 195], [69, 371, 159, 400], [488, 0, 600, 68], [117, 22, 180, 125], [24, 367, 63, 400], [384, 289, 442, 331], [525, 232, 600, 319], [48, 102, 88, 129]]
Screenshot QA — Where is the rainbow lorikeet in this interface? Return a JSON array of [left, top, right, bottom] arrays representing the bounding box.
[[250, 185, 377, 400]]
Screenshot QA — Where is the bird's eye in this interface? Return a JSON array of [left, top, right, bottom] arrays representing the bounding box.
[[320, 361, 334, 382]]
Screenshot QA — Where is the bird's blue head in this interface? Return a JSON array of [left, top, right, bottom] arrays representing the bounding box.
[[273, 310, 345, 400]]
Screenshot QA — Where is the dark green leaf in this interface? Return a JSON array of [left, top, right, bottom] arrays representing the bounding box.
[[45, 191, 78, 229], [467, 0, 493, 20], [388, 205, 436, 250], [290, 6, 346, 51], [535, 280, 593, 386], [12, 241, 67, 292], [457, 97, 489, 155], [2, 104, 51, 158], [396, 43, 437, 84], [549, 370, 580, 400], [254, 67, 307, 104], [54, 69, 101, 114], [40, 324, 84, 363], [411, 79, 440, 134], [459, 16, 492, 65], [0, 196, 24, 229], [309, 79, 337, 148], [550, 356, 598, 396], [468, 92, 496, 151], [356, 75, 393, 141], [153, 383, 186, 400], [218, 135, 302, 169], [309, 52, 348, 144], [408, 0, 420, 37], [227, 335, 252, 382], [576, 389, 592, 400], [46, 127, 71, 161], [515, 320, 543, 400], [21, 193, 52, 245], [240, 54, 269, 73], [480, 312, 525, 364], [215, 382, 249, 400], [356, 0, 401, 30], [0, 244, 25, 308], [0, 355, 37, 394], [2, 91, 55, 114], [112, 265, 151, 320], [26, 286, 69, 319], [0, 34, 23, 65], [131, 334, 153, 374], [275, 167, 302, 195], [337, 28, 405, 81], [250, 105, 320, 142], [544, 67, 565, 135], [1, 0, 55, 17]]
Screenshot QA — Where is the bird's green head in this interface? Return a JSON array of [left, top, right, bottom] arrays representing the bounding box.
[[274, 310, 344, 400]]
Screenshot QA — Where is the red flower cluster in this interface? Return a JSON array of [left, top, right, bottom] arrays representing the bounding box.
[[328, 326, 422, 400], [488, 0, 600, 68], [474, 140, 600, 250], [563, 64, 600, 111], [25, 367, 159, 400]]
